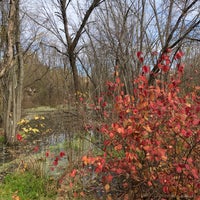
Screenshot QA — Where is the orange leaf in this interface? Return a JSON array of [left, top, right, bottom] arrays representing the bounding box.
[[82, 155, 87, 164], [114, 144, 122, 151], [70, 169, 77, 178], [80, 191, 85, 197], [105, 184, 110, 192], [143, 145, 152, 152], [116, 77, 120, 84], [143, 125, 152, 132], [137, 101, 148, 110], [195, 86, 200, 90], [12, 193, 20, 200], [107, 195, 112, 200], [117, 127, 125, 135], [191, 168, 199, 179]]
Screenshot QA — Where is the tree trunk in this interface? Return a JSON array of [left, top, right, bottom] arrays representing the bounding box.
[[1, 0, 23, 145], [69, 52, 79, 96], [15, 0, 24, 123], [58, 0, 105, 96], [3, 68, 16, 144]]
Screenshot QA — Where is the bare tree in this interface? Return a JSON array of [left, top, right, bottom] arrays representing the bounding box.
[[82, 0, 200, 92], [148, 0, 200, 84], [82, 0, 153, 95], [25, 0, 105, 98], [0, 0, 24, 144]]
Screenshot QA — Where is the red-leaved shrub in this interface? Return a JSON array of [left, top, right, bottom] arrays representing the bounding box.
[[61, 51, 200, 199]]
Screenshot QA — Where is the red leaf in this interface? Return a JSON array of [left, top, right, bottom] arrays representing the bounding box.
[[162, 65, 170, 72], [162, 54, 169, 60], [102, 101, 107, 107], [70, 169, 77, 178], [33, 146, 39, 153], [158, 63, 163, 69], [53, 157, 59, 166], [105, 174, 113, 183], [192, 118, 199, 126], [50, 167, 54, 171], [115, 168, 124, 174], [164, 59, 170, 65], [142, 65, 150, 73], [95, 163, 103, 173], [69, 182, 73, 188], [191, 168, 199, 179], [73, 192, 78, 198], [187, 157, 193, 164], [116, 77, 120, 84], [176, 166, 182, 173], [166, 48, 172, 53], [139, 57, 144, 63], [109, 132, 115, 139], [116, 127, 125, 135], [16, 133, 23, 141], [45, 152, 49, 157], [177, 63, 184, 73], [148, 181, 152, 186], [175, 51, 184, 59], [59, 151, 65, 158], [53, 160, 58, 166], [163, 186, 169, 193], [136, 51, 143, 58], [104, 140, 111, 146], [181, 129, 191, 138]]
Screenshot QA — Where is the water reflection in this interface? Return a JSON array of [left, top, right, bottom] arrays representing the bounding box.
[[0, 132, 68, 166], [0, 144, 15, 166], [45, 133, 66, 145], [0, 131, 95, 180]]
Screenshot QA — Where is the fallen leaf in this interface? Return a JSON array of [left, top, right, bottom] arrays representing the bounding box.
[[105, 184, 110, 192]]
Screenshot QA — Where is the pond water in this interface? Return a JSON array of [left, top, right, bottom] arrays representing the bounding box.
[[0, 131, 95, 179], [0, 132, 75, 181], [0, 133, 67, 165], [0, 145, 12, 165]]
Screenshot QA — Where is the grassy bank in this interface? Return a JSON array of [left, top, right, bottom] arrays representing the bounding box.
[[0, 171, 57, 200]]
